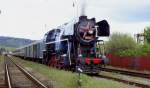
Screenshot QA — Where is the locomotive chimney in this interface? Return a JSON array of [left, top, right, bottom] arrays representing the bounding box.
[[79, 16, 87, 21], [80, 0, 86, 16]]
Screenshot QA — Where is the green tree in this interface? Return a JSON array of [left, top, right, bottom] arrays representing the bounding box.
[[106, 32, 136, 54], [144, 26, 150, 44]]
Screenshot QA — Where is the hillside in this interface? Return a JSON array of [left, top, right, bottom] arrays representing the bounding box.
[[0, 36, 34, 51]]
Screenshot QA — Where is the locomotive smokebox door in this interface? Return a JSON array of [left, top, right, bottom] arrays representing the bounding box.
[[96, 20, 110, 36]]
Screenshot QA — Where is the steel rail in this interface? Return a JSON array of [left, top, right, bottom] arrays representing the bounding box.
[[101, 67, 150, 79], [5, 63, 12, 88], [8, 56, 48, 88], [92, 74, 150, 88]]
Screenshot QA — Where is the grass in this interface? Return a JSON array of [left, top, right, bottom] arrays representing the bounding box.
[[0, 55, 4, 63], [0, 55, 5, 85], [13, 57, 138, 88]]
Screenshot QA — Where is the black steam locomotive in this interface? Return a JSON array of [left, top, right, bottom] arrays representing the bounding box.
[[13, 15, 110, 74]]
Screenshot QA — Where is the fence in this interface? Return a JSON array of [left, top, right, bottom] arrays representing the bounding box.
[[107, 54, 150, 71]]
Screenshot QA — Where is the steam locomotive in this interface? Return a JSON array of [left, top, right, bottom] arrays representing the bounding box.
[[13, 15, 110, 74]]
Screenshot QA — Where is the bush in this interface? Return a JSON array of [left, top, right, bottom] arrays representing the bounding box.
[[105, 32, 150, 57], [106, 32, 136, 54], [116, 44, 150, 57], [139, 44, 150, 55]]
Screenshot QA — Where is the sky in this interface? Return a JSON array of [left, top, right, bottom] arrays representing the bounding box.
[[0, 0, 150, 40]]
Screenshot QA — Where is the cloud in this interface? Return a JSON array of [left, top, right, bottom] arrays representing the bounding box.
[[110, 22, 150, 35], [86, 0, 150, 22], [0, 0, 150, 40]]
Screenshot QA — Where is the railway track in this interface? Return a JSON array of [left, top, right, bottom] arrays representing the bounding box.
[[4, 55, 48, 88], [92, 74, 150, 88], [101, 67, 150, 79], [90, 67, 150, 88]]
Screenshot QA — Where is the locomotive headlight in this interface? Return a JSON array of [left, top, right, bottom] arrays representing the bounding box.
[[78, 54, 82, 58], [61, 54, 67, 57], [88, 30, 93, 34]]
